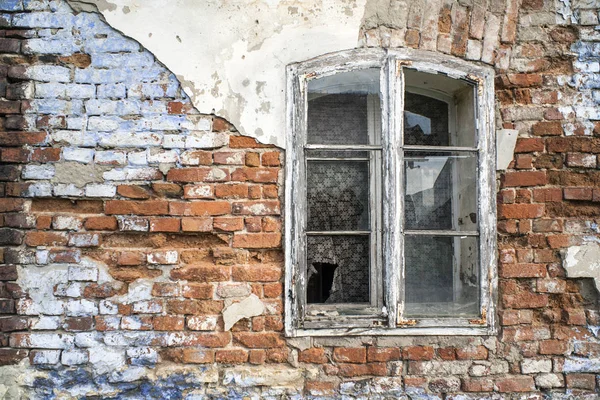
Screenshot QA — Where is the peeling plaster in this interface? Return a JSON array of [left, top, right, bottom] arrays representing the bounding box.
[[562, 243, 600, 291], [222, 294, 265, 331], [65, 0, 369, 147], [496, 129, 519, 171]]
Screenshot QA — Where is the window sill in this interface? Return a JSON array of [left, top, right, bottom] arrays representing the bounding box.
[[287, 325, 497, 337]]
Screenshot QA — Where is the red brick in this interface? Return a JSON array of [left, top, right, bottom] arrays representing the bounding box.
[[212, 117, 233, 132], [367, 347, 401, 362], [167, 167, 230, 182], [0, 132, 46, 146], [337, 362, 387, 377], [1, 148, 29, 163], [403, 346, 434, 361], [299, 348, 327, 364], [166, 300, 223, 315], [500, 263, 546, 278], [248, 185, 261, 199], [498, 204, 544, 219], [462, 378, 494, 392], [503, 292, 549, 309], [507, 74, 543, 88], [539, 340, 568, 355], [532, 188, 562, 202], [305, 381, 336, 395], [502, 171, 547, 187], [231, 167, 279, 183], [232, 265, 281, 282], [169, 201, 230, 216], [249, 349, 266, 364], [233, 332, 285, 348], [564, 187, 593, 201], [261, 152, 280, 166], [183, 185, 214, 199], [63, 317, 93, 331], [152, 183, 183, 197], [105, 200, 169, 216], [84, 216, 117, 231], [0, 349, 28, 365], [24, 231, 68, 246], [0, 317, 28, 332], [213, 152, 244, 165], [232, 201, 280, 215], [152, 283, 180, 297], [230, 136, 273, 148], [153, 316, 185, 331], [232, 233, 281, 248], [0, 199, 24, 213], [245, 152, 260, 167], [149, 218, 180, 232], [171, 266, 230, 282], [213, 217, 244, 232], [565, 374, 596, 390], [514, 138, 544, 153], [182, 283, 214, 299], [263, 282, 282, 298], [455, 345, 488, 360], [117, 185, 150, 199], [181, 217, 212, 232], [333, 347, 366, 363], [214, 184, 248, 199], [117, 251, 145, 266], [531, 121, 563, 136], [245, 217, 262, 232], [216, 349, 248, 364], [494, 376, 535, 392]]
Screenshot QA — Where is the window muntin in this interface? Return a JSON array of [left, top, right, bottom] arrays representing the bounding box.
[[304, 67, 383, 311], [285, 49, 496, 336]]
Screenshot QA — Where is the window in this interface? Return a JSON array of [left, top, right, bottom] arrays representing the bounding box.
[[285, 49, 497, 336]]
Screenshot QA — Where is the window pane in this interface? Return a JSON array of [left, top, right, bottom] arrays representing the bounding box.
[[307, 235, 370, 303], [307, 161, 370, 231], [307, 68, 381, 145], [404, 69, 476, 147], [404, 235, 479, 317], [404, 151, 478, 232]]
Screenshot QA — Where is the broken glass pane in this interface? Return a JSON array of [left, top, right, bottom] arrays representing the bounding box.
[[404, 69, 476, 147], [404, 151, 478, 232], [307, 160, 370, 232], [307, 68, 381, 145], [306, 235, 370, 304], [404, 235, 479, 317]]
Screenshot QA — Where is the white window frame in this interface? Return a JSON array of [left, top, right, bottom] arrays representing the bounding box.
[[285, 48, 497, 337]]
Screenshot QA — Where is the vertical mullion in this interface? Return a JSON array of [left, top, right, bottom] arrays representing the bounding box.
[[367, 94, 382, 309]]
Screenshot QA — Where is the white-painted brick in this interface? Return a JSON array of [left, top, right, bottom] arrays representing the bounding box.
[[187, 316, 218, 331], [30, 316, 60, 331], [53, 183, 84, 197], [36, 249, 49, 265], [147, 149, 179, 164], [66, 299, 98, 317], [185, 132, 228, 149], [52, 130, 97, 147], [127, 151, 148, 165], [98, 131, 162, 148], [61, 350, 89, 366], [163, 135, 186, 149], [52, 215, 83, 231], [74, 332, 102, 348], [11, 333, 74, 349], [25, 182, 53, 197], [68, 265, 99, 282], [132, 301, 162, 314], [22, 164, 55, 179], [85, 184, 116, 198], [99, 300, 119, 315], [68, 233, 100, 247], [87, 116, 120, 131], [31, 350, 61, 364], [95, 151, 127, 165], [147, 250, 178, 265], [521, 358, 552, 374], [54, 282, 84, 298], [127, 347, 158, 366], [117, 216, 149, 232], [181, 116, 211, 131]]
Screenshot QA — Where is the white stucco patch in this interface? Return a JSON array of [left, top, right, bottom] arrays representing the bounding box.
[[67, 0, 368, 147], [222, 294, 265, 331], [562, 243, 600, 291]]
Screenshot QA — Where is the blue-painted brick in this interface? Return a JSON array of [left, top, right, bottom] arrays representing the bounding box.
[[97, 83, 126, 98], [83, 38, 140, 53], [92, 52, 154, 68], [12, 11, 74, 28], [0, 0, 22, 11]]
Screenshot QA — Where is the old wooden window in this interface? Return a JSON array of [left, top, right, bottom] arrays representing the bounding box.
[[285, 49, 497, 336]]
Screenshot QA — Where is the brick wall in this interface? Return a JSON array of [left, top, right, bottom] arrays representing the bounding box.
[[0, 0, 599, 398]]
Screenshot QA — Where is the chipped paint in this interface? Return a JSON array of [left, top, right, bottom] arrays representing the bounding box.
[[562, 243, 600, 291], [222, 294, 265, 331], [66, 0, 369, 148]]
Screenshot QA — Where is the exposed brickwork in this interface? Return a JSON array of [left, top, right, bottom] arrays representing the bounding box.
[[0, 0, 599, 398]]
